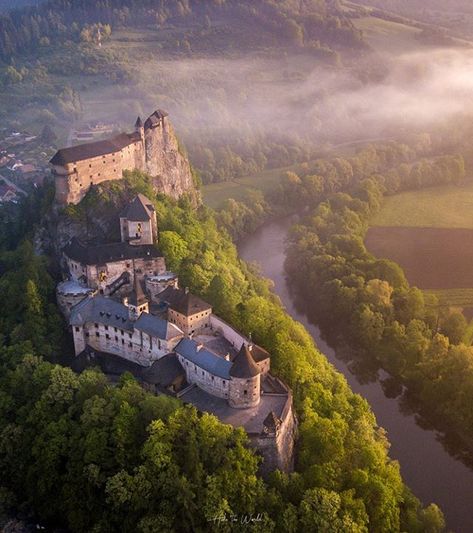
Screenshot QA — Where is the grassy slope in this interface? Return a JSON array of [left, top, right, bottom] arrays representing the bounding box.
[[352, 15, 421, 54], [371, 181, 473, 229]]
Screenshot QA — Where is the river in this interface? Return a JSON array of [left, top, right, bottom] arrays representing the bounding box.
[[238, 217, 473, 533]]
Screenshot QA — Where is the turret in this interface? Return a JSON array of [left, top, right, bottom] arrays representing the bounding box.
[[135, 116, 144, 143], [229, 344, 261, 408], [125, 273, 149, 320]]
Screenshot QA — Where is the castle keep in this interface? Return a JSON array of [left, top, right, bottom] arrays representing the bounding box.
[[51, 110, 194, 205]]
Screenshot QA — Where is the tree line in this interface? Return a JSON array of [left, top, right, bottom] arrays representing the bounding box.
[[283, 151, 473, 460]]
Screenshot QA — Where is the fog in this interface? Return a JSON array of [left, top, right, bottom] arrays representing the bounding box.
[[127, 47, 473, 144]]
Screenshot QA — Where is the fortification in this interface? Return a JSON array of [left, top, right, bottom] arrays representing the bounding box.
[[51, 109, 194, 205]]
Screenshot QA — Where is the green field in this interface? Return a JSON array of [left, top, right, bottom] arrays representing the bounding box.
[[423, 288, 473, 308], [371, 181, 473, 229], [352, 15, 422, 54], [202, 167, 286, 209], [370, 181, 473, 318]]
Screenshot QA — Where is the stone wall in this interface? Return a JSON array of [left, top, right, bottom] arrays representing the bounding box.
[[54, 140, 142, 205], [168, 308, 212, 335], [56, 281, 94, 318], [72, 320, 182, 365], [67, 256, 166, 294], [249, 392, 297, 477], [229, 374, 260, 408], [177, 352, 230, 399]]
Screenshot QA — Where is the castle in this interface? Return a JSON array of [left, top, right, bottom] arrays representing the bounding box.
[[58, 192, 296, 474], [50, 110, 194, 205]]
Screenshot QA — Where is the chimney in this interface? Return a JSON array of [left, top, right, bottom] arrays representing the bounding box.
[[225, 353, 230, 361]]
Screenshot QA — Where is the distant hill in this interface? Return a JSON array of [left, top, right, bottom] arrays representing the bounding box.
[[0, 0, 40, 11], [355, 0, 473, 38], [0, 0, 366, 62]]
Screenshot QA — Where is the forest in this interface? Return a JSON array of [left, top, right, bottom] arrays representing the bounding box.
[[0, 171, 444, 531], [280, 141, 473, 459]]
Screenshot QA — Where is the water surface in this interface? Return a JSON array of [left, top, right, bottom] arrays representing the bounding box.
[[239, 217, 473, 533]]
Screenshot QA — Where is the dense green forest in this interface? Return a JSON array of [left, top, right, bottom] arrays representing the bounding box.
[[0, 171, 444, 531], [278, 141, 473, 458]]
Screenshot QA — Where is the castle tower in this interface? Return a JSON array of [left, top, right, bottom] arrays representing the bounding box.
[[135, 116, 144, 144], [126, 273, 149, 320], [229, 344, 261, 408], [119, 194, 158, 245]]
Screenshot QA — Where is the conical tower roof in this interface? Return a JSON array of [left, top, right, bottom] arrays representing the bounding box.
[[263, 411, 280, 431], [230, 344, 260, 378], [135, 116, 143, 128], [129, 273, 147, 307]]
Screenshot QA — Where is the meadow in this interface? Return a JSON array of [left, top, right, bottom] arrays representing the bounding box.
[[371, 181, 473, 229], [367, 181, 473, 320]]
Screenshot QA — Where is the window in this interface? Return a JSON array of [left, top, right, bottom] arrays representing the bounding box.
[[104, 325, 108, 331], [128, 342, 132, 348], [129, 333, 132, 339], [244, 390, 247, 395], [75, 326, 80, 332], [223, 380, 226, 387], [96, 332, 100, 337], [115, 336, 118, 342], [106, 334, 110, 340], [121, 339, 124, 345]]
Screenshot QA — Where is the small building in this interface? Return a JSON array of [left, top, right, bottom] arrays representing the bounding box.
[[159, 286, 212, 335], [119, 193, 158, 246]]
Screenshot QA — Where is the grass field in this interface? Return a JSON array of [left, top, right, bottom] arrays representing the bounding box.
[[352, 16, 422, 54], [367, 182, 473, 321], [371, 181, 473, 229]]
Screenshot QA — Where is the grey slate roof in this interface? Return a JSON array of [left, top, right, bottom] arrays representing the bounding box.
[[230, 344, 260, 378], [50, 132, 140, 166], [159, 286, 211, 316], [120, 194, 155, 222], [70, 296, 134, 330], [144, 109, 168, 130], [128, 275, 147, 306], [70, 295, 182, 341], [143, 354, 186, 387], [175, 338, 232, 379], [63, 237, 162, 265], [135, 313, 183, 341]]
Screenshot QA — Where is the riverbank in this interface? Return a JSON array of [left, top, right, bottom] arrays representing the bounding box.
[[238, 216, 473, 533]]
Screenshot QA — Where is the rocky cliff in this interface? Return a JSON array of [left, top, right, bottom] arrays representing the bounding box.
[[35, 178, 158, 260], [144, 114, 196, 201], [51, 109, 198, 206]]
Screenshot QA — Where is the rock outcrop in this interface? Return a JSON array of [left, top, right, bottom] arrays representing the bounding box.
[[50, 109, 197, 205]]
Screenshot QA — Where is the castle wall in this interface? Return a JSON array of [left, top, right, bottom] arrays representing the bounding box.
[[249, 394, 297, 477], [123, 220, 154, 245], [209, 314, 246, 349], [56, 281, 94, 318], [145, 275, 178, 303], [54, 140, 143, 205], [67, 256, 166, 294], [229, 374, 260, 408], [168, 307, 211, 336], [177, 353, 230, 399], [76, 320, 180, 365]]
